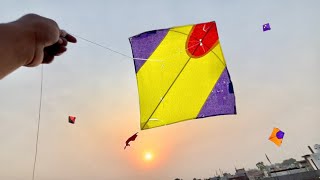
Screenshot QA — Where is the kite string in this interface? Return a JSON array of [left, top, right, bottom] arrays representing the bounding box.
[[74, 34, 225, 66], [73, 35, 132, 59], [73, 35, 162, 62], [32, 65, 44, 180]]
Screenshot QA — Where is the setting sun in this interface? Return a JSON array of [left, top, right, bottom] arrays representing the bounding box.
[[144, 152, 153, 161]]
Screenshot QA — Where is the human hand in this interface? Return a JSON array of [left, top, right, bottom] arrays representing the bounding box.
[[42, 30, 77, 64], [15, 14, 77, 67]]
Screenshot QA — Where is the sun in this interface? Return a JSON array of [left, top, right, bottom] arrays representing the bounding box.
[[144, 152, 153, 161]]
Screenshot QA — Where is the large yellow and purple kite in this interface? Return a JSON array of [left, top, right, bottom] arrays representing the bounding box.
[[129, 21, 236, 130]]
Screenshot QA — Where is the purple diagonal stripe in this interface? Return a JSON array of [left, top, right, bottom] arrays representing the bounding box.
[[197, 68, 236, 118], [129, 29, 169, 73]]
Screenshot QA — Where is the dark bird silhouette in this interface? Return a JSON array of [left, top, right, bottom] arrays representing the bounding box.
[[124, 132, 138, 150]]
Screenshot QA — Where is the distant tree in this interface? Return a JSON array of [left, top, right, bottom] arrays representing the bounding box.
[[256, 161, 266, 171]]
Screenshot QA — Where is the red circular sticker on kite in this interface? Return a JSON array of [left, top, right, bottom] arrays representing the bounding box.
[[186, 22, 219, 58]]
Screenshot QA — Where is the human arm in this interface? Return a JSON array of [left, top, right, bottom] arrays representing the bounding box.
[[0, 14, 76, 79]]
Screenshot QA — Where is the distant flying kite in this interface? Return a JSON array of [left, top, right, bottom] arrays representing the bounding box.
[[129, 21, 236, 130], [68, 116, 76, 124], [269, 127, 285, 147], [263, 23, 271, 32], [124, 132, 138, 150]]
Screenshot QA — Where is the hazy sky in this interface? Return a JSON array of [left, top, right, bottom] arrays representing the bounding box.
[[1, 0, 320, 179]]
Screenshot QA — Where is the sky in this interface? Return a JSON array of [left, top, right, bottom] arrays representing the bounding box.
[[0, 0, 320, 179]]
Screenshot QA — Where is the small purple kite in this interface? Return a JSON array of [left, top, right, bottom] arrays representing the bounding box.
[[263, 23, 271, 32]]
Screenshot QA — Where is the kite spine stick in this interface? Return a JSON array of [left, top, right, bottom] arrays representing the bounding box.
[[141, 55, 192, 130], [141, 25, 214, 130]]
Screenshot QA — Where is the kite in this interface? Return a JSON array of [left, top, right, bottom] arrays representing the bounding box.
[[68, 116, 76, 124], [124, 132, 138, 149], [129, 21, 236, 130], [268, 127, 285, 147], [263, 23, 271, 32]]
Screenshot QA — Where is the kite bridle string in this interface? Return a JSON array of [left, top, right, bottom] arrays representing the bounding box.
[[32, 65, 44, 180], [141, 24, 215, 130], [169, 29, 226, 67]]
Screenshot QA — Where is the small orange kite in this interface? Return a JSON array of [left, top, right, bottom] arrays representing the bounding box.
[[269, 127, 285, 147]]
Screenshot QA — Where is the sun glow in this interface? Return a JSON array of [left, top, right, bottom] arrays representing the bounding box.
[[144, 152, 153, 161]]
